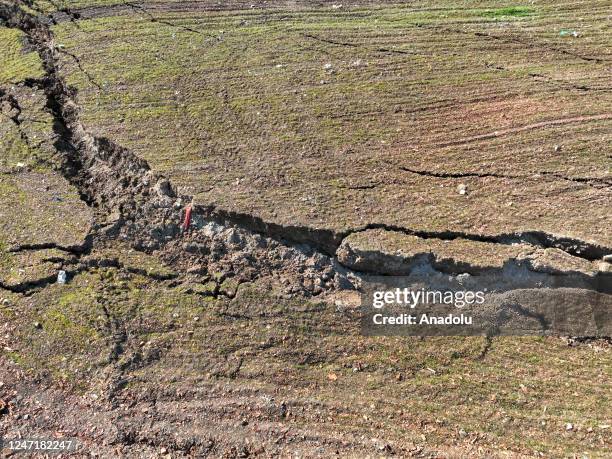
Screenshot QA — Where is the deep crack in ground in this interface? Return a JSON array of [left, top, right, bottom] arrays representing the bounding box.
[[1, 0, 610, 315]]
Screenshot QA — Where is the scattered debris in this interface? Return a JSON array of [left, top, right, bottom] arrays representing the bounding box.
[[182, 204, 192, 232], [559, 29, 580, 38], [56, 270, 67, 284]]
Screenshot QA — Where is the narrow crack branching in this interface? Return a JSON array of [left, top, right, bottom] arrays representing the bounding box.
[[0, 87, 34, 148], [473, 30, 606, 64], [416, 23, 607, 64], [476, 336, 493, 360], [83, 256, 179, 281], [8, 241, 89, 254], [57, 48, 101, 89], [343, 182, 383, 191], [485, 62, 610, 92], [397, 165, 612, 189], [48, 0, 82, 27], [122, 1, 207, 36], [302, 32, 415, 56], [0, 268, 83, 295]]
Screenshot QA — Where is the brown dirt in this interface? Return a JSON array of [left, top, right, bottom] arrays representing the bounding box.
[[1, 1, 611, 458]]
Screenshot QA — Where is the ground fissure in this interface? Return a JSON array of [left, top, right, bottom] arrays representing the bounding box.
[[1, 0, 610, 299]]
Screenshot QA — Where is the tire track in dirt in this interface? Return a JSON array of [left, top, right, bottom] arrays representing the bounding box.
[[417, 23, 608, 64], [435, 113, 612, 148]]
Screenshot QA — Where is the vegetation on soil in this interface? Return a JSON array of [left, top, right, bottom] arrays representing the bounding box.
[[1, 1, 610, 457], [51, 1, 612, 244], [0, 27, 44, 84]]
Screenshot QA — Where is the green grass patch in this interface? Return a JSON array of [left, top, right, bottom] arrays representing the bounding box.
[[481, 6, 535, 18], [0, 27, 44, 84]]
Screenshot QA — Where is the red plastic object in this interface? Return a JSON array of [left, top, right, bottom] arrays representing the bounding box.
[[182, 205, 192, 232]]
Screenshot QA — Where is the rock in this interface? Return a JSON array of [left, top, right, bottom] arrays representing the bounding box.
[[33, 322, 42, 329], [183, 242, 207, 254], [457, 184, 467, 195], [458, 428, 467, 438], [186, 264, 205, 274], [202, 222, 224, 238], [603, 254, 612, 262], [154, 179, 173, 198], [554, 144, 562, 152], [566, 423, 574, 431], [225, 228, 242, 245]]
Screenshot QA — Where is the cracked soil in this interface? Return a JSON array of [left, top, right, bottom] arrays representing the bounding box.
[[0, 1, 611, 457]]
